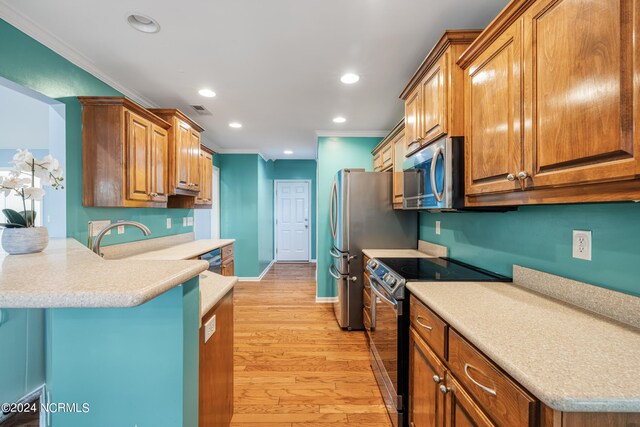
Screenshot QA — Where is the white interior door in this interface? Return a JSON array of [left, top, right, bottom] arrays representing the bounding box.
[[276, 180, 310, 261], [211, 166, 220, 239]]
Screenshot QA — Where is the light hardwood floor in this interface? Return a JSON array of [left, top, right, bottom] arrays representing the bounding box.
[[231, 262, 392, 427]]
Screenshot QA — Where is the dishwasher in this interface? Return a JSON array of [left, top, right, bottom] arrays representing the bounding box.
[[200, 248, 222, 274]]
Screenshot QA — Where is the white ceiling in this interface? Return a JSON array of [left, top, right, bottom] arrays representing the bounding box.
[[1, 0, 508, 159]]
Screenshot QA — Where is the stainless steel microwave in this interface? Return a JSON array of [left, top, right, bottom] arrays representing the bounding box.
[[402, 137, 465, 211]]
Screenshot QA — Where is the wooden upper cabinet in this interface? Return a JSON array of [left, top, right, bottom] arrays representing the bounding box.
[[462, 21, 524, 197], [148, 109, 205, 197], [195, 147, 214, 208], [420, 53, 448, 145], [405, 87, 422, 155], [523, 0, 640, 189], [393, 127, 406, 208], [401, 30, 481, 157], [80, 97, 171, 208]]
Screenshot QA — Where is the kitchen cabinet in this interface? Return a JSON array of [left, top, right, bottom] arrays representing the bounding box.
[[371, 120, 406, 208], [409, 328, 446, 427], [393, 126, 406, 209], [79, 97, 171, 208], [148, 109, 204, 207], [195, 146, 214, 208], [199, 289, 234, 427], [363, 254, 372, 331], [372, 135, 394, 172], [400, 31, 480, 157], [460, 0, 640, 206], [221, 243, 234, 276]]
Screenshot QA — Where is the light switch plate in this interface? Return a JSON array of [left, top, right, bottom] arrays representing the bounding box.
[[187, 216, 194, 226], [89, 220, 111, 237], [117, 225, 125, 235], [183, 217, 187, 227], [435, 221, 441, 235], [572, 230, 592, 261], [204, 314, 217, 343], [166, 218, 172, 229]]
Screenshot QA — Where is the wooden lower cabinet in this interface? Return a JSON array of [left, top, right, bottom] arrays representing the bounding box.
[[221, 243, 235, 276], [445, 375, 495, 427], [199, 289, 234, 427], [221, 259, 234, 276], [409, 328, 446, 427]]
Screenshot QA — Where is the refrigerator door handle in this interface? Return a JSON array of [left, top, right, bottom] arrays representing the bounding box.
[[329, 247, 343, 259], [328, 265, 342, 280], [329, 181, 337, 240]]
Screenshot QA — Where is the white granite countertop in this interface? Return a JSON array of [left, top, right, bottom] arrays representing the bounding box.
[[407, 281, 640, 412], [123, 239, 235, 261], [199, 271, 237, 320], [0, 239, 208, 308]]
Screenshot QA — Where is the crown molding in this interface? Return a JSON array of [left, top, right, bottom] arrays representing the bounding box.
[[214, 148, 269, 161], [0, 2, 157, 108], [315, 130, 390, 138]]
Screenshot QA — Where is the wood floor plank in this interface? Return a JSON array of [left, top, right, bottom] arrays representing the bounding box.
[[231, 263, 392, 426]]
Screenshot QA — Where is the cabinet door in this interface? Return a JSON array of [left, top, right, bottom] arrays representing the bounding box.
[[150, 125, 168, 203], [465, 21, 523, 196], [221, 260, 234, 277], [445, 376, 495, 427], [393, 131, 406, 206], [373, 153, 383, 172], [204, 151, 213, 203], [421, 54, 448, 146], [190, 131, 201, 192], [405, 87, 422, 155], [409, 328, 446, 427], [523, 0, 640, 189], [126, 111, 151, 202], [176, 121, 192, 191]]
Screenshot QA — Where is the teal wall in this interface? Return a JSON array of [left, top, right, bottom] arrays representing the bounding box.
[[220, 154, 260, 277], [317, 137, 382, 298], [0, 19, 193, 406], [258, 157, 275, 273], [420, 204, 640, 297], [273, 159, 318, 259]]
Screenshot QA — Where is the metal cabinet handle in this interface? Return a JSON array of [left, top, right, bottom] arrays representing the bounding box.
[[415, 316, 433, 331], [408, 139, 420, 148], [430, 146, 445, 202], [432, 375, 442, 384], [506, 173, 516, 182], [517, 171, 529, 180], [464, 363, 497, 396], [439, 385, 450, 394]]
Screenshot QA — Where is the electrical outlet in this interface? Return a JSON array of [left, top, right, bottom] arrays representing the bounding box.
[[435, 221, 441, 235], [89, 220, 111, 237], [187, 216, 194, 226], [204, 314, 217, 343], [166, 218, 172, 229], [117, 225, 125, 235], [183, 217, 187, 227], [572, 230, 592, 261]]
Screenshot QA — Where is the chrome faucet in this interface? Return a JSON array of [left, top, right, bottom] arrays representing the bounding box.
[[91, 221, 151, 257]]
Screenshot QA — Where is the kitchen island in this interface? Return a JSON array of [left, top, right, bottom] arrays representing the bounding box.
[[0, 239, 208, 427]]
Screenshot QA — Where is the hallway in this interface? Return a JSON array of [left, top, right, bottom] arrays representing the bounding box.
[[231, 262, 392, 426]]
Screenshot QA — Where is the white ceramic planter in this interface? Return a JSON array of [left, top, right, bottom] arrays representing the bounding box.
[[1, 227, 49, 255]]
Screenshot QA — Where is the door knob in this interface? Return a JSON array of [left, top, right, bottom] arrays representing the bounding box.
[[517, 171, 529, 180], [506, 174, 516, 182], [433, 375, 442, 384], [439, 385, 450, 394]]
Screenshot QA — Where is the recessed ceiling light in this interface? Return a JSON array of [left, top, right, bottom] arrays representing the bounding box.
[[229, 122, 242, 128], [283, 150, 293, 155], [340, 73, 360, 84], [127, 14, 160, 33], [198, 88, 216, 98], [333, 116, 347, 123]]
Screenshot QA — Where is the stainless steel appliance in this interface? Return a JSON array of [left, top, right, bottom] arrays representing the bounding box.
[[329, 169, 417, 330], [402, 137, 464, 211], [200, 248, 222, 274], [365, 256, 511, 427]]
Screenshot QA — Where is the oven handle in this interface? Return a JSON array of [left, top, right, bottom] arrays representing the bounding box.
[[430, 146, 445, 202], [369, 276, 399, 316]]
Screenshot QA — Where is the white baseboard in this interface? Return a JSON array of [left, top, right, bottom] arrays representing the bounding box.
[[309, 259, 317, 263], [237, 260, 275, 281], [315, 296, 338, 303]]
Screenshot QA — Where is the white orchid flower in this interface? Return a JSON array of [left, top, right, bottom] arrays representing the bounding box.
[[11, 149, 35, 172], [23, 187, 45, 201], [38, 154, 60, 172]]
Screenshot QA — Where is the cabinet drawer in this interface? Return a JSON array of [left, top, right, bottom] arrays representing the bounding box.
[[221, 244, 234, 261], [410, 296, 448, 360], [448, 329, 537, 427]]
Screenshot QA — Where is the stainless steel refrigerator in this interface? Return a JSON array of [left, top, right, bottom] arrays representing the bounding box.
[[328, 169, 417, 330]]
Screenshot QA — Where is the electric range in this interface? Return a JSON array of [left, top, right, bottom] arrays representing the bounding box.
[[364, 256, 511, 427]]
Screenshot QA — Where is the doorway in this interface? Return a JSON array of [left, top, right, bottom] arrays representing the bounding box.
[[274, 180, 311, 262]]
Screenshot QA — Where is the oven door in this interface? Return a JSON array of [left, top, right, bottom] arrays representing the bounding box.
[[368, 275, 402, 413], [403, 138, 448, 210]]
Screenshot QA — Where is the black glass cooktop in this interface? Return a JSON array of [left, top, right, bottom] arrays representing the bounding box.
[[377, 257, 511, 282]]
